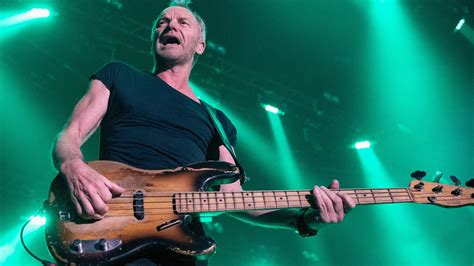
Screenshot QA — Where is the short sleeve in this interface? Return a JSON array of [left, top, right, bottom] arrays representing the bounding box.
[[89, 61, 125, 92], [216, 109, 237, 147]]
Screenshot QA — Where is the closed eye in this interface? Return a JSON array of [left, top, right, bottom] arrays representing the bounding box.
[[178, 18, 190, 26]]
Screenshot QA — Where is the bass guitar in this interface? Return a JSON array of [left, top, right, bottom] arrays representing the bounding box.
[[45, 160, 473, 265]]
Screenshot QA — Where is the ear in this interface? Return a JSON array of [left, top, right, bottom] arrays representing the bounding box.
[[195, 38, 206, 55]]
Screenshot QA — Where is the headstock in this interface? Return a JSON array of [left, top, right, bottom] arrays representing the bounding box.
[[408, 172, 474, 208]]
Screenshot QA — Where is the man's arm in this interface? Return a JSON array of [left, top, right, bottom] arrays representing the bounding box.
[[218, 145, 356, 233], [52, 79, 124, 220]]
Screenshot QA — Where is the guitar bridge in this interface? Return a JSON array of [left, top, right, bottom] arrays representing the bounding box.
[[68, 238, 122, 255], [156, 218, 182, 231]]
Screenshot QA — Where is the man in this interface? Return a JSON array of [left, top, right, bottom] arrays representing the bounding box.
[[52, 3, 356, 265]]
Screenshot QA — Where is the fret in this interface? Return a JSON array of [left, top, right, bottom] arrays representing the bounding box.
[[298, 190, 310, 208], [182, 193, 187, 212], [234, 192, 245, 210], [185, 193, 194, 212], [344, 190, 357, 204], [275, 192, 289, 208], [193, 193, 201, 212], [343, 188, 413, 205], [208, 192, 217, 211], [356, 189, 375, 204], [200, 193, 209, 212], [243, 192, 255, 210], [263, 192, 277, 208], [355, 190, 375, 204], [253, 191, 265, 209], [216, 192, 225, 211], [373, 189, 392, 204], [176, 193, 183, 212], [251, 192, 256, 209], [272, 191, 278, 208], [286, 191, 302, 208], [388, 189, 411, 202], [225, 192, 235, 210]]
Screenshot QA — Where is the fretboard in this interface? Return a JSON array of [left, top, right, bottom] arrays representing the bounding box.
[[174, 188, 413, 214]]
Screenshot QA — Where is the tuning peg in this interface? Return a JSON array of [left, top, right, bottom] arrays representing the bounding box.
[[450, 175, 460, 186], [431, 171, 443, 183], [465, 179, 474, 188], [410, 170, 426, 180]]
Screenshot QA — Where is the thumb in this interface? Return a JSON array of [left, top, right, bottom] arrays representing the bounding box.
[[328, 179, 340, 190]]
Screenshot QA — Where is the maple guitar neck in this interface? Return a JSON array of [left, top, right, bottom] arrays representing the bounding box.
[[175, 181, 473, 214], [174, 188, 413, 214]]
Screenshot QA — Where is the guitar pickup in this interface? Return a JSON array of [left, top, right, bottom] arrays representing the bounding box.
[[133, 191, 144, 220]]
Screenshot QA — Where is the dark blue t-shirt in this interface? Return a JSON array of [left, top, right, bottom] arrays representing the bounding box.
[[90, 61, 236, 170]]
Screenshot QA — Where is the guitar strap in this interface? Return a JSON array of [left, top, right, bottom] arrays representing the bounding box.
[[201, 100, 247, 185]]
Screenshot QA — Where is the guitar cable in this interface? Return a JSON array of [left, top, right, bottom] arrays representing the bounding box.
[[20, 202, 57, 266]]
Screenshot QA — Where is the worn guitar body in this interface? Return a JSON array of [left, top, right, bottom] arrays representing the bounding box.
[[45, 160, 241, 265]]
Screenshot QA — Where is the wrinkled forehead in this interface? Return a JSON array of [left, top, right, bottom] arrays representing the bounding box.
[[157, 6, 198, 23]]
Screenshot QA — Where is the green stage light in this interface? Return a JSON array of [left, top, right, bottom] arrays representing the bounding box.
[[354, 140, 371, 150], [0, 8, 50, 27], [28, 8, 50, 18], [262, 104, 285, 115], [455, 18, 465, 32], [29, 215, 46, 227]]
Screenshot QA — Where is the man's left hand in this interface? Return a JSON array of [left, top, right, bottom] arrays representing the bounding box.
[[306, 179, 356, 229]]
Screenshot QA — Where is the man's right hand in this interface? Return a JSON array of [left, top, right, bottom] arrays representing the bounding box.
[[60, 159, 125, 220]]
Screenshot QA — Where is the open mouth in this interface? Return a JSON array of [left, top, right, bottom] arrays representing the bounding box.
[[160, 35, 181, 45]]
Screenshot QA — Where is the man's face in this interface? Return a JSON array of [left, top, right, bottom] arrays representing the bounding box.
[[153, 6, 205, 65]]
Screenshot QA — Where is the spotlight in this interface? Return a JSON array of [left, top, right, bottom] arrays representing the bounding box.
[[0, 8, 51, 27], [455, 18, 465, 32], [29, 215, 46, 227], [27, 8, 50, 18], [354, 140, 371, 150], [262, 104, 285, 115]]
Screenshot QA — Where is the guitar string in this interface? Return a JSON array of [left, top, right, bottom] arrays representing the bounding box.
[[114, 190, 414, 198], [115, 187, 468, 196], [107, 192, 447, 205], [102, 197, 473, 217], [116, 188, 412, 194], [104, 195, 472, 212], [111, 191, 468, 203], [115, 186, 469, 194], [107, 192, 466, 204]]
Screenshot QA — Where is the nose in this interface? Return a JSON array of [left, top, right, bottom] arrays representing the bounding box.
[[167, 19, 179, 30]]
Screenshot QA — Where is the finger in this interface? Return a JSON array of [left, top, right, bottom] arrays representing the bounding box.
[[97, 184, 113, 202], [318, 186, 338, 223], [337, 192, 357, 213], [311, 186, 326, 212], [71, 195, 83, 217], [313, 187, 332, 223], [78, 193, 103, 220], [320, 186, 344, 221], [88, 191, 109, 216], [328, 179, 340, 189], [103, 177, 125, 195]]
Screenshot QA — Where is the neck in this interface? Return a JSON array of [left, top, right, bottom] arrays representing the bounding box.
[[156, 63, 192, 89], [174, 188, 414, 214]]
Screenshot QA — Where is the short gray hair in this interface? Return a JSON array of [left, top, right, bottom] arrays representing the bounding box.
[[168, 1, 207, 42]]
